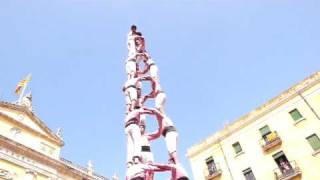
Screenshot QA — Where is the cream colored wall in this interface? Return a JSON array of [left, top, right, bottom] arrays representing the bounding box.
[[0, 159, 26, 179], [189, 143, 233, 180], [0, 106, 103, 180], [0, 159, 81, 180], [0, 108, 47, 135], [0, 159, 51, 180], [0, 117, 60, 159], [284, 84, 320, 180], [189, 83, 320, 180], [0, 110, 61, 159]]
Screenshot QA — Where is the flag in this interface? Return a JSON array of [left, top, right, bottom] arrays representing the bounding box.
[[15, 74, 32, 95]]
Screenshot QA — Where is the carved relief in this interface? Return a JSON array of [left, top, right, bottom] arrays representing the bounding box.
[[0, 169, 15, 180]]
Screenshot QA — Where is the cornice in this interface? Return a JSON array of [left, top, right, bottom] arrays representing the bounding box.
[[60, 158, 108, 180], [0, 135, 108, 180], [0, 102, 64, 146], [187, 71, 320, 158], [0, 112, 62, 148]]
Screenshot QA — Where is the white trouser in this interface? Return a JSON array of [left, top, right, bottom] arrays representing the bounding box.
[[127, 38, 137, 57], [164, 131, 178, 154], [141, 151, 154, 163], [150, 64, 159, 80], [125, 60, 137, 77], [125, 88, 138, 110], [125, 124, 142, 163], [155, 92, 166, 112], [126, 163, 147, 180]]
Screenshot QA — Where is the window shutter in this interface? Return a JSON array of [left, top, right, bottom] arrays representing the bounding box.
[[233, 142, 242, 154], [307, 134, 320, 151], [259, 125, 271, 136], [289, 109, 303, 121]]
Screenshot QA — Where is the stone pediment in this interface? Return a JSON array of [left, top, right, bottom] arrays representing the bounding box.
[[0, 102, 64, 146]]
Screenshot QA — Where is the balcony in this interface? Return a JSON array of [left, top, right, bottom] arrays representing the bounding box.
[[259, 131, 282, 152], [273, 161, 302, 180], [203, 163, 222, 180]]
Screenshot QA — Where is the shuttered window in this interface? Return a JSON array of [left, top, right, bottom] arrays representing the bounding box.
[[259, 125, 271, 136], [232, 142, 242, 154], [289, 109, 303, 121], [307, 134, 320, 151]]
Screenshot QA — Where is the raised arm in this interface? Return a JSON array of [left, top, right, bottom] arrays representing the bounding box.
[[139, 77, 157, 105], [144, 108, 164, 141], [136, 53, 151, 75]]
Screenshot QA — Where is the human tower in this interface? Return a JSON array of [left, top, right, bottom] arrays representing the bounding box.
[[123, 25, 189, 180]]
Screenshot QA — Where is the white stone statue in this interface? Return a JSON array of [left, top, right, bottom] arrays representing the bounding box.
[[56, 128, 63, 139], [21, 92, 32, 111], [87, 160, 94, 175]]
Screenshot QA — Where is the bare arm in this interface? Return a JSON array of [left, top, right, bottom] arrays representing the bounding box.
[[139, 106, 154, 115], [137, 55, 150, 75], [140, 77, 157, 105], [145, 108, 164, 141]]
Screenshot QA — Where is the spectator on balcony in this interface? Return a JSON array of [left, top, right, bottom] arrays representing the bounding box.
[[279, 159, 292, 174]]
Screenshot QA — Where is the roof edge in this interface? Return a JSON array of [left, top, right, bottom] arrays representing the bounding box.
[[0, 101, 64, 146], [187, 71, 320, 158]]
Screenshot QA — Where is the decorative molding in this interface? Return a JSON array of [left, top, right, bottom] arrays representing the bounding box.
[[0, 112, 61, 148], [0, 102, 64, 146], [26, 169, 38, 175], [0, 145, 55, 176], [0, 135, 108, 180], [0, 168, 14, 180]]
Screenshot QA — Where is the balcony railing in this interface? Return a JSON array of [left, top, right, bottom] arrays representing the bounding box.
[[203, 163, 222, 180], [259, 131, 282, 152], [273, 161, 302, 180]]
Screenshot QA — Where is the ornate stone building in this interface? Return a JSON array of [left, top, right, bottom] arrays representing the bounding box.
[[187, 71, 320, 180], [0, 98, 109, 180]]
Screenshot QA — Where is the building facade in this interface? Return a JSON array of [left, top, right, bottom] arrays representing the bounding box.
[[0, 100, 109, 180], [187, 72, 320, 180]]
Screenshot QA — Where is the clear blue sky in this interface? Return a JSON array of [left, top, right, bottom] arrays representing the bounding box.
[[0, 0, 319, 179]]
